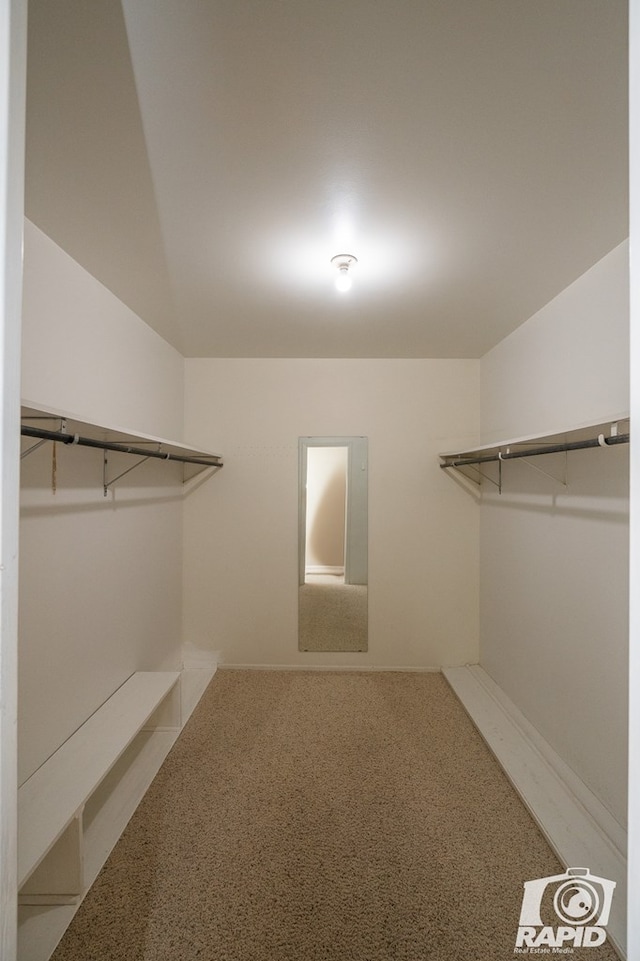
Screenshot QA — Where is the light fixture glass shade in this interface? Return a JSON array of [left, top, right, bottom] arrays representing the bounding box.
[[335, 268, 352, 292], [331, 254, 358, 293]]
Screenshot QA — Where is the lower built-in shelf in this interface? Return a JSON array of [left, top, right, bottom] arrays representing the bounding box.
[[17, 666, 216, 961], [444, 665, 626, 959]]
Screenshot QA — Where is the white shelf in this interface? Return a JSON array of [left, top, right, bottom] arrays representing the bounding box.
[[439, 415, 629, 464], [17, 666, 217, 961], [444, 666, 626, 959], [21, 401, 223, 483], [81, 729, 179, 884], [18, 672, 181, 890], [439, 417, 629, 491], [18, 729, 180, 961]]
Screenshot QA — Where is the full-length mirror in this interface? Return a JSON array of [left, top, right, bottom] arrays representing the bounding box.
[[298, 437, 368, 652]]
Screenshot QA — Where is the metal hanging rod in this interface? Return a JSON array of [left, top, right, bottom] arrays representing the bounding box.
[[21, 425, 223, 468], [441, 432, 629, 470]]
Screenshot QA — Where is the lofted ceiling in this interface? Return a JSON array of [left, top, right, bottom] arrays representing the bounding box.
[[24, 0, 628, 358]]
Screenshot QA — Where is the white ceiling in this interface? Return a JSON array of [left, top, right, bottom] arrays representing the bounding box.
[[24, 0, 628, 358]]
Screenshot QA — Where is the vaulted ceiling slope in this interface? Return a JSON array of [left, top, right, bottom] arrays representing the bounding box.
[[25, 0, 628, 358]]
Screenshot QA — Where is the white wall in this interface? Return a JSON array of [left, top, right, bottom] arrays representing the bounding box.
[[21, 219, 184, 440], [19, 223, 186, 783], [0, 1, 26, 956], [479, 243, 630, 828], [481, 241, 629, 445], [628, 1, 640, 954], [183, 358, 480, 669]]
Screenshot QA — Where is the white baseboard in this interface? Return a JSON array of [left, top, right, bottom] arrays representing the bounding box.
[[218, 663, 441, 673], [305, 565, 345, 575], [443, 664, 626, 959], [180, 645, 218, 724], [182, 642, 220, 671]]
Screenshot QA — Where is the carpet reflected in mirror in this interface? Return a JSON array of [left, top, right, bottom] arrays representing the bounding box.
[[298, 573, 368, 652]]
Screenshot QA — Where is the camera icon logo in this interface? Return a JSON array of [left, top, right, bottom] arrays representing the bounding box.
[[515, 867, 616, 951], [518, 867, 616, 928]]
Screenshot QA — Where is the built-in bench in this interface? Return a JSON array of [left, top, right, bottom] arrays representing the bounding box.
[[443, 665, 627, 958], [18, 671, 181, 904], [16, 665, 221, 961]]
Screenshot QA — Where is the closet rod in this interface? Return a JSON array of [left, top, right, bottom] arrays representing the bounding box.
[[21, 425, 223, 468], [441, 432, 629, 469]]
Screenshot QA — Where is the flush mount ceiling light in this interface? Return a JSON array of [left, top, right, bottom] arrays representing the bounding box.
[[331, 254, 358, 292]]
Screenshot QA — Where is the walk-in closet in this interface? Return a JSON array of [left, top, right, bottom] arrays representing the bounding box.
[[0, 1, 637, 959]]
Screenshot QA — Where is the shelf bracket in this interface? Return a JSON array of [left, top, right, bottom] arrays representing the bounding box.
[[22, 417, 69, 461], [516, 450, 568, 488], [21, 438, 48, 460], [181, 463, 223, 493], [103, 452, 153, 497], [445, 462, 502, 492]]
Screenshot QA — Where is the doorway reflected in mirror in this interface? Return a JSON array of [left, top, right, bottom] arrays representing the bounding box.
[[298, 437, 368, 652]]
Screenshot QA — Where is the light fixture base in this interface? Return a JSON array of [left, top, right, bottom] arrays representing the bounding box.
[[330, 254, 358, 271]]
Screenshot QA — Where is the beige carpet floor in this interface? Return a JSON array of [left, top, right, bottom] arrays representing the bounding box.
[[298, 584, 367, 651], [51, 671, 619, 961]]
